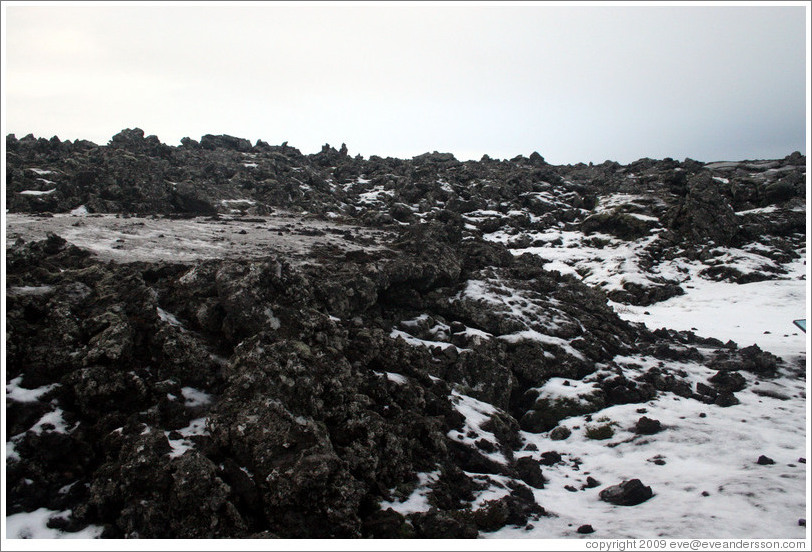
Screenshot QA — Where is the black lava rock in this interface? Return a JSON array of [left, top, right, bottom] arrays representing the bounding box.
[[634, 416, 662, 435], [599, 479, 654, 506]]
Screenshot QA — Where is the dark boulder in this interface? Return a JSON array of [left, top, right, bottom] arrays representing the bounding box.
[[599, 479, 653, 506], [199, 134, 252, 152], [634, 417, 662, 435], [514, 456, 545, 489]]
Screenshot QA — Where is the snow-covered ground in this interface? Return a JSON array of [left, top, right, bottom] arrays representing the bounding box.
[[489, 354, 807, 539], [483, 228, 809, 539], [4, 212, 394, 265], [5, 509, 104, 539]]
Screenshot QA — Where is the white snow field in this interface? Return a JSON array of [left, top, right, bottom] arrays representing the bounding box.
[[614, 251, 807, 364]]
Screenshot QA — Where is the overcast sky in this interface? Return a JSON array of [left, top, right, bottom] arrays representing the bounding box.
[[2, 2, 808, 164]]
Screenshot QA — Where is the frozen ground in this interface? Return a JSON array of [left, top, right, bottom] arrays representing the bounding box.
[[4, 211, 394, 265]]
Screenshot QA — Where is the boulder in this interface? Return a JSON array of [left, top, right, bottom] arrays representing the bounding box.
[[599, 479, 653, 506]]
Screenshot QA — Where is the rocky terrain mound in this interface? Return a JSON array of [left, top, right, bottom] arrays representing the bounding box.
[[4, 130, 807, 538]]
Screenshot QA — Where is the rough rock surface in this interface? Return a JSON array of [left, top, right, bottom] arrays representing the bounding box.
[[4, 130, 805, 538], [599, 479, 654, 506]]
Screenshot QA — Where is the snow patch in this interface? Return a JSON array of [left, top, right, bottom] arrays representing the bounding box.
[[165, 417, 209, 459], [180, 387, 213, 408], [19, 189, 56, 196], [5, 508, 104, 539], [379, 471, 440, 514], [6, 377, 59, 403], [156, 307, 184, 328], [29, 408, 71, 435]]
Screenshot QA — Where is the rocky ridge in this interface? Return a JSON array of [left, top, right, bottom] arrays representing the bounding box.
[[4, 130, 806, 538]]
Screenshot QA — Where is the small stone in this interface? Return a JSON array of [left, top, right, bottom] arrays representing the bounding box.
[[577, 524, 595, 534], [634, 416, 662, 435], [539, 451, 562, 466], [549, 426, 571, 441], [699, 413, 707, 418], [757, 455, 775, 465], [799, 519, 806, 527], [583, 476, 601, 489], [525, 524, 534, 531], [714, 391, 740, 407], [798, 458, 806, 463], [564, 485, 578, 492], [701, 491, 710, 497]]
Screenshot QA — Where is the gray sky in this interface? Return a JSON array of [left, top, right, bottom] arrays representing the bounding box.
[[2, 2, 808, 164]]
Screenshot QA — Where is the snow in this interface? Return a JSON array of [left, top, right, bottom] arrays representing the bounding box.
[[180, 387, 212, 408], [481, 225, 807, 539], [399, 314, 431, 328], [536, 377, 601, 402], [165, 417, 209, 458], [156, 307, 184, 328], [490, 357, 807, 539], [69, 205, 88, 215], [29, 408, 71, 435], [447, 390, 509, 466], [357, 185, 394, 205], [615, 254, 806, 362], [467, 194, 807, 538], [499, 330, 586, 361], [5, 508, 104, 539], [484, 228, 664, 295], [264, 307, 281, 330], [704, 161, 741, 170], [7, 440, 21, 461], [27, 168, 54, 175], [5, 212, 392, 265], [6, 377, 59, 403], [379, 470, 440, 514], [6, 285, 55, 296], [375, 371, 408, 385], [19, 189, 56, 196], [219, 198, 256, 205], [594, 193, 658, 213], [736, 206, 778, 215], [390, 329, 458, 351]]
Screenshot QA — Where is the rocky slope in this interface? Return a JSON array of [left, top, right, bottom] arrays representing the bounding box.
[[4, 130, 806, 538]]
